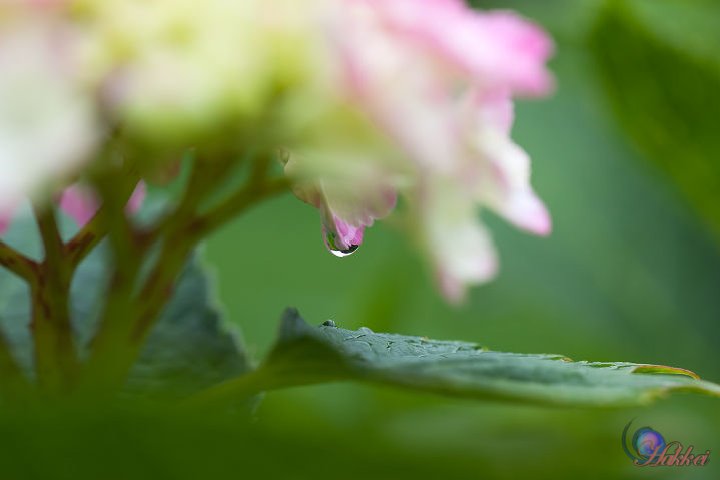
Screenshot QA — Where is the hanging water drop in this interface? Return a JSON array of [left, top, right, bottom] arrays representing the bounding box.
[[322, 228, 359, 257]]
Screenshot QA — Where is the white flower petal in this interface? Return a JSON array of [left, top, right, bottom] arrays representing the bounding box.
[[0, 21, 98, 209]]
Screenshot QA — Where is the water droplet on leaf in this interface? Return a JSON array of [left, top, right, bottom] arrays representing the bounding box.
[[321, 320, 336, 327]]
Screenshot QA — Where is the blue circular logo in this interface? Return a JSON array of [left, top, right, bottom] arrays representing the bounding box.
[[633, 427, 666, 457], [623, 420, 666, 463]]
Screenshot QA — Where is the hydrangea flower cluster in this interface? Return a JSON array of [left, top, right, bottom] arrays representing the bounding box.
[[0, 0, 553, 302]]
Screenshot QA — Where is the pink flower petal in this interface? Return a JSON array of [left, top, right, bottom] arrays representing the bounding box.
[[59, 181, 146, 228], [354, 1, 554, 96], [0, 213, 13, 235], [459, 11, 554, 96], [501, 189, 552, 236], [293, 1, 553, 300], [472, 133, 552, 237], [324, 215, 365, 252], [418, 177, 499, 303], [333, 216, 361, 246], [474, 88, 514, 136], [126, 181, 146, 214], [59, 185, 99, 226]]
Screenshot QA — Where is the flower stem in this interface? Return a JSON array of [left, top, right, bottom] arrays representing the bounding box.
[[65, 158, 141, 269], [177, 363, 343, 412], [0, 240, 38, 282], [79, 154, 290, 399], [32, 204, 79, 394], [74, 168, 145, 398]]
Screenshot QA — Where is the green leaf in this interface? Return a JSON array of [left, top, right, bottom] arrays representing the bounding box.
[[124, 256, 251, 397], [589, 0, 720, 244], [0, 210, 250, 397], [233, 309, 720, 407]]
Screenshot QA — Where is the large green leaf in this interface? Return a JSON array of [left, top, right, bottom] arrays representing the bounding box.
[[0, 209, 250, 397], [589, 0, 720, 243], [219, 309, 720, 407], [124, 256, 250, 397]]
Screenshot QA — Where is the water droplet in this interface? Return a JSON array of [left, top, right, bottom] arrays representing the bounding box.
[[322, 228, 359, 257], [358, 327, 374, 334], [321, 320, 336, 327]]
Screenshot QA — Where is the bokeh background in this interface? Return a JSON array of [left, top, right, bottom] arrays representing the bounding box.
[[2, 1, 719, 479]]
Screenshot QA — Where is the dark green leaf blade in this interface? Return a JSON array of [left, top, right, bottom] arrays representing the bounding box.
[[259, 309, 720, 407], [125, 255, 251, 397]]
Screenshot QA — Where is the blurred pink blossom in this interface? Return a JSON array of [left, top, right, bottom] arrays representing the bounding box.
[[1, 0, 552, 303], [291, 0, 554, 302], [0, 182, 146, 235], [58, 182, 147, 226]]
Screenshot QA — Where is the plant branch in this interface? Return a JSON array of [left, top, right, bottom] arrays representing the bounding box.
[[0, 240, 38, 282], [76, 169, 146, 397], [133, 160, 289, 343], [190, 176, 290, 239], [79, 153, 290, 398], [149, 155, 240, 242], [66, 169, 142, 268], [65, 212, 105, 268], [31, 204, 78, 394]]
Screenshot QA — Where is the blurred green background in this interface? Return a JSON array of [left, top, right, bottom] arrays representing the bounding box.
[[3, 1, 720, 479]]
